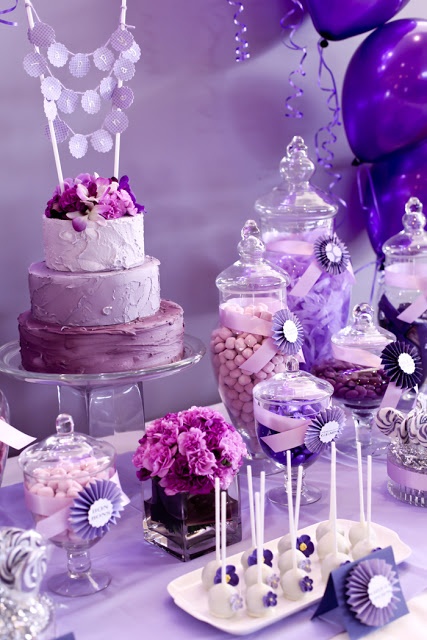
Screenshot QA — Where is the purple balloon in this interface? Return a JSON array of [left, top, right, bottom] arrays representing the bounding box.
[[362, 140, 427, 257], [342, 19, 427, 163], [305, 0, 409, 41]]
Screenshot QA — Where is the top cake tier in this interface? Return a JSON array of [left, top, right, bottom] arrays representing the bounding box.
[[43, 215, 145, 272]]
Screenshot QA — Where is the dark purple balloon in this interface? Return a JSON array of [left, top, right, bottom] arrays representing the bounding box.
[[342, 19, 427, 163], [305, 0, 409, 41], [362, 139, 427, 257]]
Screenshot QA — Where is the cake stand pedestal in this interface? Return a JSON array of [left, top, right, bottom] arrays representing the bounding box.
[[0, 336, 205, 437]]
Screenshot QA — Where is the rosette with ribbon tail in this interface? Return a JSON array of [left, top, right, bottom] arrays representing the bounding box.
[[380, 341, 423, 409], [69, 479, 125, 541], [304, 406, 345, 454], [345, 558, 401, 627], [289, 232, 354, 298]]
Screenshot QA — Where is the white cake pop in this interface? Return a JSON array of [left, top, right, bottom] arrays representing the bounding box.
[[208, 491, 241, 618], [278, 548, 307, 574], [315, 519, 345, 542], [244, 563, 280, 589], [281, 567, 309, 601], [245, 491, 278, 618], [277, 532, 292, 555], [202, 477, 221, 590], [352, 536, 379, 561], [246, 582, 277, 617], [278, 464, 305, 555], [320, 551, 352, 582], [208, 582, 241, 618], [349, 521, 377, 548]]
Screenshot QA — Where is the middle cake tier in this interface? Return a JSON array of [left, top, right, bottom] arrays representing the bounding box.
[[29, 257, 160, 326]]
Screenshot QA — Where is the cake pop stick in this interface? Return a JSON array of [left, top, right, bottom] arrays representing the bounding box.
[[113, 0, 128, 178], [352, 454, 377, 559], [24, 2, 64, 192], [255, 492, 263, 585], [294, 464, 302, 535], [260, 471, 265, 536], [349, 442, 369, 546], [201, 478, 221, 588], [280, 473, 308, 600], [248, 466, 256, 549], [220, 490, 227, 584], [367, 454, 372, 540]]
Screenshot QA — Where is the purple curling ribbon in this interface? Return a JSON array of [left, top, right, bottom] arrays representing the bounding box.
[[281, 0, 306, 119], [0, 0, 18, 26], [227, 0, 250, 62], [314, 39, 345, 207]]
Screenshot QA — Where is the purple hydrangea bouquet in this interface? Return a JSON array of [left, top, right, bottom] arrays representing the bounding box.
[[133, 406, 247, 561], [133, 406, 247, 495], [45, 173, 144, 232]]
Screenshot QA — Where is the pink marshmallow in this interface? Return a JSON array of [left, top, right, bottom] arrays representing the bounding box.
[[214, 342, 225, 354], [238, 374, 252, 386], [244, 334, 257, 348], [235, 338, 246, 352], [225, 359, 237, 371], [225, 337, 236, 350], [234, 354, 245, 366]]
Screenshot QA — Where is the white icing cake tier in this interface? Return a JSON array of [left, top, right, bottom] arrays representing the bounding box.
[[29, 257, 160, 327], [43, 215, 145, 272]]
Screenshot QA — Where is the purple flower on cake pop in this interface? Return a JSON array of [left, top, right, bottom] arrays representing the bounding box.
[[304, 407, 345, 454], [271, 309, 304, 355], [381, 342, 423, 390], [262, 591, 278, 608], [213, 565, 239, 587], [68, 479, 125, 541], [345, 558, 401, 627], [230, 593, 244, 611], [300, 576, 314, 593], [266, 573, 280, 589], [313, 233, 350, 276], [298, 558, 312, 573], [247, 548, 273, 568], [296, 534, 315, 558]]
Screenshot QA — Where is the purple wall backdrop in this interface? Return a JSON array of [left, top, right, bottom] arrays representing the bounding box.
[[0, 0, 424, 441]]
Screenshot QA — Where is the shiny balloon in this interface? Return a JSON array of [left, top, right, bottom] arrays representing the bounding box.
[[362, 140, 427, 257], [342, 19, 427, 163], [305, 0, 409, 41]]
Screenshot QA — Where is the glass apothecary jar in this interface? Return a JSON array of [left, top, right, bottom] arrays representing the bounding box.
[[312, 303, 395, 457], [0, 389, 10, 487], [19, 413, 123, 597], [210, 220, 290, 474], [253, 356, 338, 505], [378, 197, 427, 390], [255, 135, 353, 370]]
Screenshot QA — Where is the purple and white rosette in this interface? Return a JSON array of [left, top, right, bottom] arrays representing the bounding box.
[[304, 406, 345, 454], [69, 479, 125, 541], [289, 232, 354, 298], [380, 342, 423, 409], [313, 233, 350, 276], [345, 558, 401, 627], [271, 309, 304, 356]]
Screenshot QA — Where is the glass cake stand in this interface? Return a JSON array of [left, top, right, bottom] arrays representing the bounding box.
[[0, 336, 205, 437]]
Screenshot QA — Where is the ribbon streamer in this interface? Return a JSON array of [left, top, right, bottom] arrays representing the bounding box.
[[227, 0, 250, 62], [0, 0, 18, 26], [314, 39, 345, 207], [281, 0, 306, 119]]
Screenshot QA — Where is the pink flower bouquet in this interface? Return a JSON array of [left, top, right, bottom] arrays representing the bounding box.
[[132, 406, 247, 496]]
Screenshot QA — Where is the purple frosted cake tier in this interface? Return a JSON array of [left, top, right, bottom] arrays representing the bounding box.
[[29, 257, 160, 327], [18, 300, 184, 374]]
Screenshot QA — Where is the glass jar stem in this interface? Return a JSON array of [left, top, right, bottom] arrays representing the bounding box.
[[66, 548, 92, 579], [352, 408, 374, 448]]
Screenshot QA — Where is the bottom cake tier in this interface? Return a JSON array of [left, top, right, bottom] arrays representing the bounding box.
[[18, 299, 184, 374]]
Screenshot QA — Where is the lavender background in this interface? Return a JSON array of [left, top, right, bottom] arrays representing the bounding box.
[[0, 0, 424, 440]]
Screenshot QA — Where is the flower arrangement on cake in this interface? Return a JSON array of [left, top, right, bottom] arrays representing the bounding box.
[[133, 406, 247, 496], [45, 173, 145, 232]]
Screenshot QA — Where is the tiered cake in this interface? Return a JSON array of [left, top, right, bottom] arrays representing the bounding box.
[[18, 174, 184, 374]]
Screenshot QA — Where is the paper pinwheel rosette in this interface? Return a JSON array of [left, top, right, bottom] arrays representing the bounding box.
[[376, 394, 427, 507], [18, 414, 129, 596]]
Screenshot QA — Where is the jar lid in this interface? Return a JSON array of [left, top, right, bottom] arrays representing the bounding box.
[[332, 303, 394, 354], [382, 197, 427, 259], [254, 136, 337, 220], [215, 219, 289, 295], [253, 356, 334, 405], [18, 413, 115, 477]]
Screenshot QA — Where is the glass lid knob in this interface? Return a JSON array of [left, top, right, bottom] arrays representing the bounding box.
[[279, 135, 315, 183], [237, 219, 265, 262], [402, 197, 426, 234], [352, 302, 375, 327], [284, 355, 300, 372], [55, 413, 74, 435]]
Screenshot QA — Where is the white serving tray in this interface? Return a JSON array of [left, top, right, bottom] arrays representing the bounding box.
[[167, 519, 411, 636]]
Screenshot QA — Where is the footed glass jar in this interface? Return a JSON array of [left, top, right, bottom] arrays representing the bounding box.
[[210, 220, 290, 473], [255, 135, 353, 370], [378, 197, 427, 390], [312, 303, 395, 457], [0, 389, 10, 487], [19, 414, 121, 597], [253, 357, 335, 506]]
